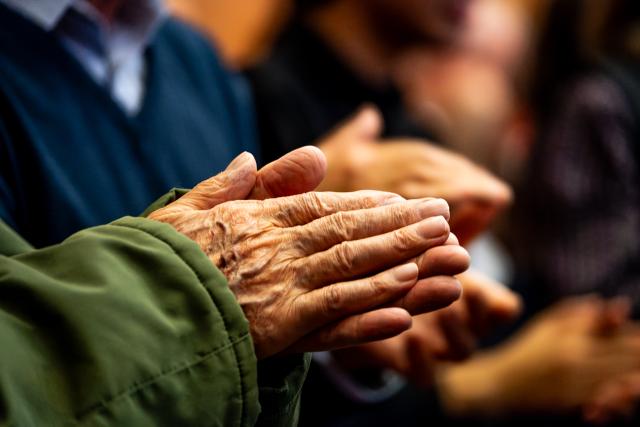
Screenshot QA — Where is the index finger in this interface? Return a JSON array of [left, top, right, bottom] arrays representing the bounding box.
[[458, 271, 522, 329], [263, 190, 405, 227]]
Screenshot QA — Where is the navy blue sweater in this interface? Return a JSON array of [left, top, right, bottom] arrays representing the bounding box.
[[0, 4, 258, 248]]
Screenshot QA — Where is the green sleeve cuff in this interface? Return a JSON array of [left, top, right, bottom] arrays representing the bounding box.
[[256, 353, 312, 427], [112, 216, 251, 342], [140, 188, 190, 217], [109, 216, 262, 425]]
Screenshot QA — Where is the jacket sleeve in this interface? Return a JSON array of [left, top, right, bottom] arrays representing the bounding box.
[[142, 190, 312, 427], [0, 214, 306, 427]]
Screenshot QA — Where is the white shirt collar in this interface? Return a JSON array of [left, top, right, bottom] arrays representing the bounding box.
[[1, 0, 74, 30], [0, 0, 165, 33], [1, 0, 167, 115]]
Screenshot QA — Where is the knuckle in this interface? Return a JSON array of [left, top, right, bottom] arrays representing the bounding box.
[[303, 192, 327, 215], [348, 316, 365, 344], [367, 275, 390, 298], [333, 242, 356, 274], [328, 211, 356, 241], [355, 190, 384, 208], [288, 226, 313, 254], [390, 204, 412, 224], [391, 229, 421, 253], [322, 286, 344, 317]]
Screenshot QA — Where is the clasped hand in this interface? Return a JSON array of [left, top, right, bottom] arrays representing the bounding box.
[[150, 148, 470, 359]]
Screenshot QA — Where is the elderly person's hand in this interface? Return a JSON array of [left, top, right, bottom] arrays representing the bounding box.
[[316, 107, 512, 244], [149, 149, 469, 359]]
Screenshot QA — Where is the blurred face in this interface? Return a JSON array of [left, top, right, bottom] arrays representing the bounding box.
[[365, 0, 474, 45]]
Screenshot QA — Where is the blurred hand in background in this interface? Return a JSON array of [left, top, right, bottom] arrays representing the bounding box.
[[317, 107, 512, 245], [438, 296, 640, 421]]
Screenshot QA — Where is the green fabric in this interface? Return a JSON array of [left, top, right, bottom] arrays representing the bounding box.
[[255, 354, 311, 427], [0, 199, 308, 426], [140, 188, 190, 217], [0, 219, 31, 256]]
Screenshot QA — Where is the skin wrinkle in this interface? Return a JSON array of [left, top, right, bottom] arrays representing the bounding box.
[[235, 244, 279, 280]]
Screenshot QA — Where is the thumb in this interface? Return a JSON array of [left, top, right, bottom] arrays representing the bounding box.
[[458, 270, 522, 327], [167, 151, 258, 212], [339, 105, 384, 140], [250, 146, 327, 199]]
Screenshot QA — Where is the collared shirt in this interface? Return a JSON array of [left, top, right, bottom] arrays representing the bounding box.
[[0, 0, 165, 114]]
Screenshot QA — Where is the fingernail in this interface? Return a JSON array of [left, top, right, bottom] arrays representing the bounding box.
[[446, 232, 459, 245], [394, 263, 419, 282], [227, 152, 253, 171], [380, 195, 406, 206], [418, 215, 448, 238], [417, 198, 446, 217]]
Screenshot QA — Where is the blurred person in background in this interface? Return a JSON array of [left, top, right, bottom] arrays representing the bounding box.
[[393, 0, 533, 180], [244, 0, 525, 410], [246, 0, 640, 426], [247, 0, 516, 262], [246, 0, 523, 426], [246, 0, 522, 268], [510, 0, 640, 423], [440, 0, 640, 426], [0, 0, 258, 248], [518, 0, 640, 317]]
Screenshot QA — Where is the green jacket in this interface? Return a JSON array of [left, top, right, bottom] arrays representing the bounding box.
[[0, 191, 310, 427]]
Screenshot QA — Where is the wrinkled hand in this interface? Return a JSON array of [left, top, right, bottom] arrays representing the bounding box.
[[439, 296, 640, 418], [149, 150, 468, 359], [316, 107, 512, 244], [331, 269, 520, 387]]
